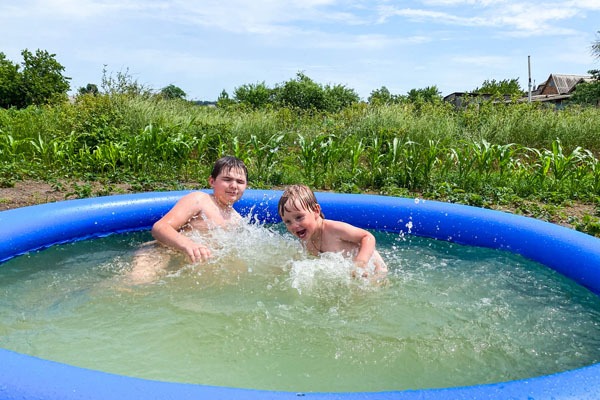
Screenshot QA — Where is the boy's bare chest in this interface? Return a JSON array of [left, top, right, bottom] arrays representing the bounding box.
[[186, 206, 239, 231]]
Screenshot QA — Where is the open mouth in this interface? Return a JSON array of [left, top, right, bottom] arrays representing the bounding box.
[[296, 228, 308, 239]]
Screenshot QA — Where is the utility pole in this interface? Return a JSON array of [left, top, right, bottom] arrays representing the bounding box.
[[528, 55, 532, 103]]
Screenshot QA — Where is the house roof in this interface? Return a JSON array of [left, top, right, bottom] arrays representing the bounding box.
[[537, 74, 592, 94]]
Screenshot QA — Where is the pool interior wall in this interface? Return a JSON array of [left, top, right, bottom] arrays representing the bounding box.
[[1, 189, 600, 400]]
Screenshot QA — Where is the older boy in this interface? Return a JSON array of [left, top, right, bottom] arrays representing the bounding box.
[[129, 156, 248, 283]]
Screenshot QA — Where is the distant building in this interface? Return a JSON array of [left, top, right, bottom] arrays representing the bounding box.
[[533, 73, 592, 96], [527, 73, 593, 107], [443, 73, 593, 109]]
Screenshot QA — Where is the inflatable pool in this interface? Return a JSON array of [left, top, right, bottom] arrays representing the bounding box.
[[1, 189, 600, 399]]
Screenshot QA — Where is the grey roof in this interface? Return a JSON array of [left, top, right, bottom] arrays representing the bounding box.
[[546, 74, 592, 94]]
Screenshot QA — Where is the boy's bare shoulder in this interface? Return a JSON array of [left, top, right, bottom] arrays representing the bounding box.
[[325, 219, 354, 231], [180, 190, 211, 203], [170, 191, 213, 215]]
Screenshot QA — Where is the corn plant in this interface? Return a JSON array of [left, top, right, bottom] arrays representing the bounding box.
[[92, 142, 124, 174], [495, 143, 519, 178], [348, 138, 365, 175], [29, 134, 53, 164], [397, 139, 420, 189], [419, 139, 443, 187], [586, 152, 600, 195], [470, 140, 496, 179], [364, 135, 385, 188], [318, 134, 342, 183], [0, 132, 23, 161], [132, 124, 192, 164], [547, 139, 583, 183], [248, 133, 284, 183], [526, 146, 552, 190], [296, 133, 318, 184], [231, 136, 251, 166], [448, 142, 477, 184]]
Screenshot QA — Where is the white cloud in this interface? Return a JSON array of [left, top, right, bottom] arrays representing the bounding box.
[[375, 1, 593, 37], [1, 0, 598, 100]]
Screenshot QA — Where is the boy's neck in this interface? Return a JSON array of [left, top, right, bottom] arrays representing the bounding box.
[[309, 218, 325, 251], [211, 194, 234, 211]]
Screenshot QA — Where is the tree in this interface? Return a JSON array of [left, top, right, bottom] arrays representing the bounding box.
[[159, 84, 186, 100], [0, 49, 70, 108], [0, 53, 23, 108], [271, 72, 359, 112], [20, 49, 71, 106], [406, 86, 442, 103], [78, 83, 99, 96], [368, 86, 404, 105], [101, 66, 149, 97], [570, 69, 600, 106], [570, 32, 600, 106], [322, 83, 360, 112], [217, 89, 234, 108], [592, 30, 600, 59], [273, 72, 325, 111], [474, 78, 524, 98], [233, 81, 272, 108]]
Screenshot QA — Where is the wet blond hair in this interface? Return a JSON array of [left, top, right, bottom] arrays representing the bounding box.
[[278, 184, 325, 219]]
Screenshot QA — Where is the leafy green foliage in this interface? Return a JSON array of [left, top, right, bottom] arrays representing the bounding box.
[[273, 72, 326, 110], [159, 84, 187, 100], [100, 66, 150, 97], [78, 83, 99, 96], [0, 49, 70, 108], [474, 78, 524, 98], [368, 86, 404, 105], [234, 82, 272, 108], [216, 90, 234, 108], [227, 72, 359, 112], [0, 53, 23, 108], [322, 83, 360, 112], [406, 86, 442, 104], [592, 30, 600, 59], [569, 69, 600, 106], [2, 91, 600, 236]]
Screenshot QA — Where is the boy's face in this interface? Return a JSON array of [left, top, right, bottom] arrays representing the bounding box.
[[281, 200, 321, 241], [209, 167, 247, 206]]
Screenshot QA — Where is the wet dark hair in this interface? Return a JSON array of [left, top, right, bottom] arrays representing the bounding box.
[[211, 156, 248, 181], [278, 184, 325, 219]]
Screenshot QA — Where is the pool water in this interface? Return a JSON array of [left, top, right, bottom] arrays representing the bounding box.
[[1, 222, 600, 392]]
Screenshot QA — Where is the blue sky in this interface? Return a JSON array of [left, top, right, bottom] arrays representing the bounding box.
[[1, 0, 599, 101]]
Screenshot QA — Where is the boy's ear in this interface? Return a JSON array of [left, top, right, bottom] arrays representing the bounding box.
[[314, 204, 322, 216], [208, 176, 215, 187]]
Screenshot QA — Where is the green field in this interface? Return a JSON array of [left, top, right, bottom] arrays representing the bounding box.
[[1, 93, 600, 235]]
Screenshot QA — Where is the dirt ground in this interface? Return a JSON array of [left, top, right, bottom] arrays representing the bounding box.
[[0, 180, 596, 231], [0, 180, 135, 211]]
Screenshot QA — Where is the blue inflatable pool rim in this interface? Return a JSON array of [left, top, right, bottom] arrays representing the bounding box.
[[1, 189, 600, 399]]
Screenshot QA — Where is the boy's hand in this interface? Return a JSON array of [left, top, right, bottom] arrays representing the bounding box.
[[352, 260, 370, 278], [186, 243, 212, 263]]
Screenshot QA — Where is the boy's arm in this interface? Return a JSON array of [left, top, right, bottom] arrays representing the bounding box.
[[151, 192, 212, 263], [354, 231, 377, 267], [328, 220, 377, 266]]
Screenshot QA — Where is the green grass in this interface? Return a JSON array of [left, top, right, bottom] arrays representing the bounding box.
[[2, 94, 600, 235]]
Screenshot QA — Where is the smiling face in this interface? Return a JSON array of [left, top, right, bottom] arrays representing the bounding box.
[[209, 166, 247, 207], [280, 199, 321, 242]]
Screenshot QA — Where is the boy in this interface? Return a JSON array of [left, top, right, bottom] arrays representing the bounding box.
[[278, 184, 388, 277], [129, 156, 248, 283]]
